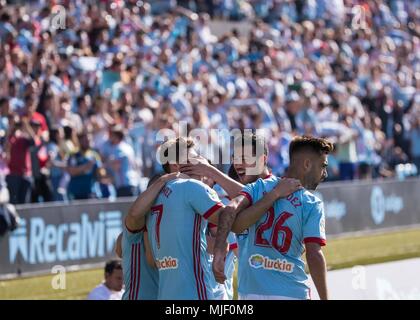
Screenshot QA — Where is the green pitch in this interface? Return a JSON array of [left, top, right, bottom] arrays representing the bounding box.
[[1, 228, 420, 300]]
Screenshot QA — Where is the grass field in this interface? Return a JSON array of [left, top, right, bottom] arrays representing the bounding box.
[[1, 228, 420, 300]]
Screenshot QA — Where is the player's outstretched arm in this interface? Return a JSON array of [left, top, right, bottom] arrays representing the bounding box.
[[305, 242, 329, 300], [231, 178, 302, 233], [126, 172, 183, 231], [180, 157, 244, 198], [212, 195, 250, 283]]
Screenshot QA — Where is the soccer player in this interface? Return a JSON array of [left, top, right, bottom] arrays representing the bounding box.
[[213, 136, 332, 300], [181, 133, 300, 299], [145, 137, 234, 300], [116, 172, 182, 300]]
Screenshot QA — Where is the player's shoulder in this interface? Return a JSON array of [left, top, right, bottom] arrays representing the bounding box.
[[248, 174, 279, 190], [298, 189, 323, 212]]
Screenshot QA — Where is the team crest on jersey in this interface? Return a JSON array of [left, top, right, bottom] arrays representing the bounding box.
[[156, 256, 178, 270], [249, 254, 294, 273]]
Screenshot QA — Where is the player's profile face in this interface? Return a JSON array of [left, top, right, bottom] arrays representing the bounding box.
[[309, 153, 328, 190]]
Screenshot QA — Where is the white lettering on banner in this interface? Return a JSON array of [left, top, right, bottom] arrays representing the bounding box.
[[370, 186, 404, 225], [8, 211, 122, 264]]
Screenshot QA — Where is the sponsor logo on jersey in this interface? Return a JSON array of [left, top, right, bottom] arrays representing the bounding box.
[[156, 256, 179, 270], [248, 254, 294, 273]]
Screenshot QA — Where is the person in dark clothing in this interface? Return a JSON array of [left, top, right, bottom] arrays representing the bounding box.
[[5, 116, 36, 204], [66, 132, 101, 200]]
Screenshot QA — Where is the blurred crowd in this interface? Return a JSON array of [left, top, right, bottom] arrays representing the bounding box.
[[0, 0, 419, 204]]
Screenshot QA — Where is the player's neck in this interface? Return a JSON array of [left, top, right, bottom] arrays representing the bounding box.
[[258, 167, 271, 179], [285, 167, 307, 188]]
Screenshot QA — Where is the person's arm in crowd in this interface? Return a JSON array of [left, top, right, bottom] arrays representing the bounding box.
[[21, 117, 37, 142], [125, 172, 185, 231], [66, 159, 96, 176], [180, 157, 244, 198], [173, 6, 198, 21], [231, 178, 302, 233], [306, 242, 329, 300]]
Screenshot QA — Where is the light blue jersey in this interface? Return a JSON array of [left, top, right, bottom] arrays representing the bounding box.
[[146, 178, 224, 300], [121, 224, 159, 300], [225, 232, 238, 300], [207, 184, 237, 300], [237, 175, 326, 299]]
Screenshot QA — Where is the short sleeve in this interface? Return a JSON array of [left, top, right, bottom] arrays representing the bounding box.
[[303, 199, 326, 246], [238, 180, 258, 206], [123, 216, 145, 244], [227, 232, 238, 251], [186, 180, 224, 220]]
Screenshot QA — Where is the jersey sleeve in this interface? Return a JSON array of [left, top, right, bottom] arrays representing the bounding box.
[[186, 180, 224, 220], [227, 232, 238, 251], [302, 194, 326, 246], [238, 180, 259, 206], [123, 216, 145, 244]]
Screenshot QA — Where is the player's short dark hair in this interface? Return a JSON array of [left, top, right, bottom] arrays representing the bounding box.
[[104, 259, 122, 276], [159, 137, 195, 173], [233, 132, 268, 158], [289, 136, 334, 159]]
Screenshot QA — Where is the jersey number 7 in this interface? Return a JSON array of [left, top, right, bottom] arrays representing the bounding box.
[[255, 208, 293, 254], [151, 204, 163, 249]]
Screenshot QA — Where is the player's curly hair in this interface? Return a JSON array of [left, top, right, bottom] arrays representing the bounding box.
[[289, 136, 334, 159]]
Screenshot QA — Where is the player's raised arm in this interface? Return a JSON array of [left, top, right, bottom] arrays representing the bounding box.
[[180, 156, 244, 199], [125, 172, 184, 232], [232, 178, 302, 233]]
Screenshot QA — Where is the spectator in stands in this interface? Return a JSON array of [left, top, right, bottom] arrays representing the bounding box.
[[409, 118, 420, 175], [46, 127, 67, 201], [5, 116, 35, 204], [29, 119, 52, 203], [66, 132, 101, 200], [102, 126, 139, 197], [0, 0, 418, 203], [87, 259, 124, 300]]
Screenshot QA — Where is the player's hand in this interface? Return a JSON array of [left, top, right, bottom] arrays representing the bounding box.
[[273, 178, 302, 199], [161, 172, 189, 183], [180, 156, 213, 177], [212, 250, 227, 284]]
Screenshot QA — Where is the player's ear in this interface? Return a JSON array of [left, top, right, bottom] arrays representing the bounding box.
[[303, 158, 312, 173]]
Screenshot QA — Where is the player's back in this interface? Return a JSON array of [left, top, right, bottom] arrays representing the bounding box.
[[121, 226, 158, 300], [147, 178, 223, 300], [238, 175, 326, 299]]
